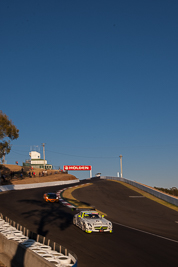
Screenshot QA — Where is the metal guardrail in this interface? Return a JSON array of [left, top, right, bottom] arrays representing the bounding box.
[[101, 176, 178, 207]]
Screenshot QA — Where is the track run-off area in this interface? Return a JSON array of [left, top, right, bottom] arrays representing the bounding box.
[[0, 178, 178, 267]]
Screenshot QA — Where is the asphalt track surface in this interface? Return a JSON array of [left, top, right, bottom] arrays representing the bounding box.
[[0, 178, 178, 267]]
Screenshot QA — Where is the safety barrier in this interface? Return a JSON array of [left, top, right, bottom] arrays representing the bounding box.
[[101, 176, 178, 207], [0, 213, 77, 267], [0, 179, 79, 192]]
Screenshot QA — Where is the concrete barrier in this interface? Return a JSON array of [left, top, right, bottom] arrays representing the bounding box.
[[0, 235, 55, 267], [0, 179, 79, 192], [101, 176, 178, 207], [0, 214, 78, 267]]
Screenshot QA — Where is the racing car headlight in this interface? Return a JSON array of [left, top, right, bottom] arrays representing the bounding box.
[[56, 197, 58, 199], [46, 197, 48, 199]]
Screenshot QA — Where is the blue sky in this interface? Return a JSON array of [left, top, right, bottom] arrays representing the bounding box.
[[1, 0, 178, 188]]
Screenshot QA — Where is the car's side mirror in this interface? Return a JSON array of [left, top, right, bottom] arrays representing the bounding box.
[[102, 215, 104, 217], [78, 215, 81, 218]]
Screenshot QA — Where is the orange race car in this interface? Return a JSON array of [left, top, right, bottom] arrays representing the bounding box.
[[43, 193, 59, 203]]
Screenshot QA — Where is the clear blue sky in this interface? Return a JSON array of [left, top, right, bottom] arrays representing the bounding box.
[[1, 0, 178, 188]]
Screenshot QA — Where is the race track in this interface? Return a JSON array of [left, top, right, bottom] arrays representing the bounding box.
[[0, 178, 178, 267]]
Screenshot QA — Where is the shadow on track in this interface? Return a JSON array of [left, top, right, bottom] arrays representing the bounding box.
[[18, 199, 73, 235]]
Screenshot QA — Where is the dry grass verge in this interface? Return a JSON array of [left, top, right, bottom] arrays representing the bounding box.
[[62, 183, 107, 216], [109, 180, 178, 212], [0, 164, 77, 185], [62, 183, 93, 208]]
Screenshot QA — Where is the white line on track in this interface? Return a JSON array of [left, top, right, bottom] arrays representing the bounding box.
[[113, 221, 178, 243], [129, 196, 145, 198]]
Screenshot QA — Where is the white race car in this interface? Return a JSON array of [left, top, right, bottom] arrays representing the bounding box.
[[73, 210, 112, 233]]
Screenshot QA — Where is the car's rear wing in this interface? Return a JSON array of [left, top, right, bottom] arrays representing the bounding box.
[[72, 207, 96, 211]]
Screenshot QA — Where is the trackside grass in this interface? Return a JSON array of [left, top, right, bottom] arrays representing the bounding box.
[[62, 183, 93, 208], [109, 180, 178, 212], [62, 183, 107, 216]]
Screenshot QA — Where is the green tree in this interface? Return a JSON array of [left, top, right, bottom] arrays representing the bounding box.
[[0, 111, 19, 160]]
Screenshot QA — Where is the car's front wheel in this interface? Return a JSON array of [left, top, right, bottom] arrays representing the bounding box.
[[73, 217, 76, 225], [82, 223, 86, 232]]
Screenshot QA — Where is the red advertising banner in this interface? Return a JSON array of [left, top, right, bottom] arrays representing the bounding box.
[[63, 165, 92, 171]]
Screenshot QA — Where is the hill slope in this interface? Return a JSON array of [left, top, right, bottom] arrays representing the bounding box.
[[0, 164, 77, 185]]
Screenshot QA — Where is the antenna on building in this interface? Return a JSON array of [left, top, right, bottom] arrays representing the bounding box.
[[42, 143, 46, 170], [32, 145, 39, 152]]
